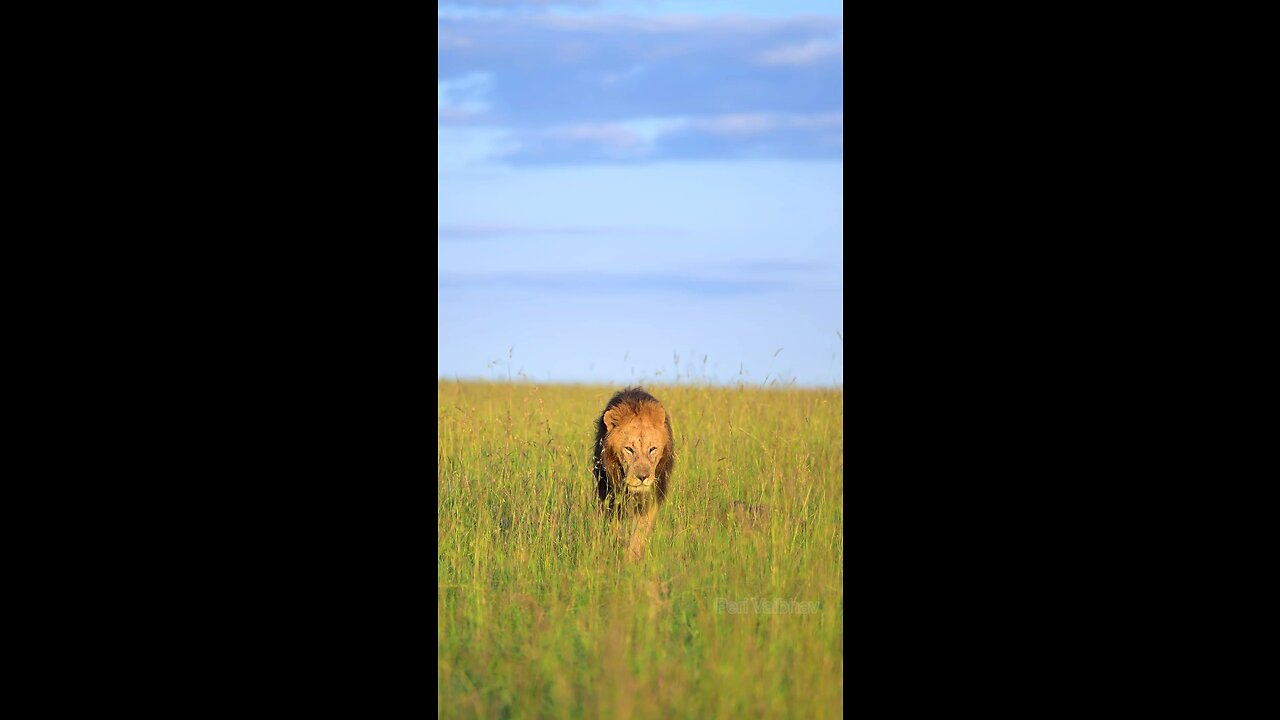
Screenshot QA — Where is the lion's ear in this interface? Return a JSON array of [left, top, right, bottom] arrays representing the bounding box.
[[603, 407, 622, 432]]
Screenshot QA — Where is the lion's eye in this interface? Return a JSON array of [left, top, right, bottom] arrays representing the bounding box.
[[624, 447, 634, 454], [649, 447, 657, 455]]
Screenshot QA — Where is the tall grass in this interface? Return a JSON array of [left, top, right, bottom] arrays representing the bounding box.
[[438, 381, 844, 718]]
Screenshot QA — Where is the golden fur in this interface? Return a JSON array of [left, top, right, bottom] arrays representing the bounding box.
[[593, 388, 675, 558]]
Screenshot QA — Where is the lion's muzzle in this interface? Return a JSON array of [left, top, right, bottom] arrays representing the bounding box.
[[624, 474, 655, 494], [624, 462, 655, 493]]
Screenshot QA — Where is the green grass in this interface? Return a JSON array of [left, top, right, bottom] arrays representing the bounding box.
[[438, 381, 844, 719]]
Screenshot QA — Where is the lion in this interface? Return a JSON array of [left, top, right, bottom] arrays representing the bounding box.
[[593, 387, 674, 559]]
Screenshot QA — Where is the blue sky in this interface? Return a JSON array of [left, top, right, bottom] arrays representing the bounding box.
[[439, 0, 843, 387]]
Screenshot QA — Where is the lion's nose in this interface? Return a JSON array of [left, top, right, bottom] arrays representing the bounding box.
[[636, 470, 650, 481]]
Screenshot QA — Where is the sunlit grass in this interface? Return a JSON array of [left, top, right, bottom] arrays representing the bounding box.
[[438, 380, 843, 719]]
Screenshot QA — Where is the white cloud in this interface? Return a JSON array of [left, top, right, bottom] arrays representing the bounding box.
[[498, 112, 843, 163], [538, 13, 836, 33], [694, 114, 777, 136], [535, 119, 669, 159], [788, 112, 842, 128], [438, 72, 494, 121], [601, 63, 647, 86], [692, 113, 842, 137], [439, 14, 842, 131], [557, 123, 645, 147], [756, 39, 842, 66]]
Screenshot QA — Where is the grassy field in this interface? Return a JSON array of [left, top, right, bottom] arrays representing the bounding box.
[[438, 380, 844, 719]]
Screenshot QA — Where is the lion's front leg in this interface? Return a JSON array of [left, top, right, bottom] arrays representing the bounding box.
[[627, 501, 659, 561]]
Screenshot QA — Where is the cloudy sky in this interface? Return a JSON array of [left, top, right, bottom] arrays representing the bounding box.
[[439, 0, 843, 387]]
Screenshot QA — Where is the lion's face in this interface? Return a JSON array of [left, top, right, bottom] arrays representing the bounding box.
[[604, 404, 668, 496]]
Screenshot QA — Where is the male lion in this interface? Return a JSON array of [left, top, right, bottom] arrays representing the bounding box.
[[593, 387, 674, 559]]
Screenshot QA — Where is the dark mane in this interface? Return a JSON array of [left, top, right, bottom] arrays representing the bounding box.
[[593, 386, 675, 509]]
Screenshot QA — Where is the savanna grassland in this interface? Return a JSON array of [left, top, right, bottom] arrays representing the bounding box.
[[438, 381, 844, 719]]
